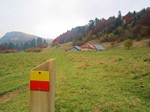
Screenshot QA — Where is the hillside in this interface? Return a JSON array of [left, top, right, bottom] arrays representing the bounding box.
[[53, 7, 150, 45], [0, 46, 150, 111], [0, 31, 53, 51], [0, 31, 40, 44], [0, 31, 53, 44]]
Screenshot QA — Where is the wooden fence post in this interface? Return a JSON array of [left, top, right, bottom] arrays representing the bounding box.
[[30, 59, 56, 112]]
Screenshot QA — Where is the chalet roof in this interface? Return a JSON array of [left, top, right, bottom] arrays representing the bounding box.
[[66, 46, 74, 51], [82, 44, 96, 49], [95, 45, 105, 50], [66, 46, 81, 51], [74, 46, 81, 50], [66, 44, 104, 51]]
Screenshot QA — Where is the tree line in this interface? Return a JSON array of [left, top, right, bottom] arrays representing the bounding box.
[[53, 7, 150, 46]]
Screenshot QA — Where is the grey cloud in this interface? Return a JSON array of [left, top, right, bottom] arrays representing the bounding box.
[[0, 0, 150, 38]]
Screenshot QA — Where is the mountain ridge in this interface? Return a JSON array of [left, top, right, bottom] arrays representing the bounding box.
[[0, 31, 53, 44], [0, 31, 41, 44]]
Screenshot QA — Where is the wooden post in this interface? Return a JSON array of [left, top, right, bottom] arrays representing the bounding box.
[[30, 59, 56, 112]]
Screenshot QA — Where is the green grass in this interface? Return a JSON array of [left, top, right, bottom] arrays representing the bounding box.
[[0, 52, 56, 95], [0, 46, 150, 112]]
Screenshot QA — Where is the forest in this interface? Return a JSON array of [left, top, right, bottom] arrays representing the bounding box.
[[53, 8, 150, 46]]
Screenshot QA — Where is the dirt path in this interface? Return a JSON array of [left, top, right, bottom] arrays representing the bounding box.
[[0, 86, 29, 104]]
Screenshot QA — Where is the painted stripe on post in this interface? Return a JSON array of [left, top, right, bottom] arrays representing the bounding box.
[[30, 71, 49, 81], [30, 71, 50, 91], [30, 80, 50, 91]]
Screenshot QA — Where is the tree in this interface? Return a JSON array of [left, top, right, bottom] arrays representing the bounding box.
[[24, 41, 29, 50], [115, 11, 123, 28], [31, 38, 36, 47], [108, 33, 116, 47], [108, 33, 116, 41], [125, 30, 133, 39], [52, 39, 59, 46], [8, 42, 15, 49], [37, 37, 43, 44], [117, 26, 123, 34], [44, 39, 46, 43], [140, 26, 150, 37], [94, 18, 100, 26], [0, 43, 9, 50], [92, 35, 97, 39], [88, 30, 93, 36], [87, 20, 94, 31], [123, 39, 133, 49]]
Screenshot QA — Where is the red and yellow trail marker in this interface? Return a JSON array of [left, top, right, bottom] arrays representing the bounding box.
[[30, 59, 56, 112], [30, 71, 50, 91]]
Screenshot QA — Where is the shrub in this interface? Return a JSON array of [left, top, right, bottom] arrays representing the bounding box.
[[147, 41, 150, 47], [100, 37, 108, 42], [108, 33, 116, 42], [111, 41, 116, 47], [0, 49, 17, 53], [25, 48, 42, 52], [123, 39, 133, 49]]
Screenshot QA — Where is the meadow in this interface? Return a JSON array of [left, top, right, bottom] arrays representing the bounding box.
[[0, 43, 150, 112]]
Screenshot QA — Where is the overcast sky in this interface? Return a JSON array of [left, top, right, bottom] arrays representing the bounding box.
[[0, 0, 150, 39]]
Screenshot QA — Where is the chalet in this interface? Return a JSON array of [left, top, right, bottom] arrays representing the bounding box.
[[66, 46, 81, 52], [81, 44, 105, 51], [95, 45, 105, 51], [81, 44, 96, 49]]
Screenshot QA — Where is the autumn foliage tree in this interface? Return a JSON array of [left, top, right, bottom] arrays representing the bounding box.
[[108, 33, 116, 47], [124, 39, 133, 49]]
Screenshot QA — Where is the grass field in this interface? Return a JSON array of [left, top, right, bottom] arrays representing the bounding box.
[[0, 43, 150, 112]]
